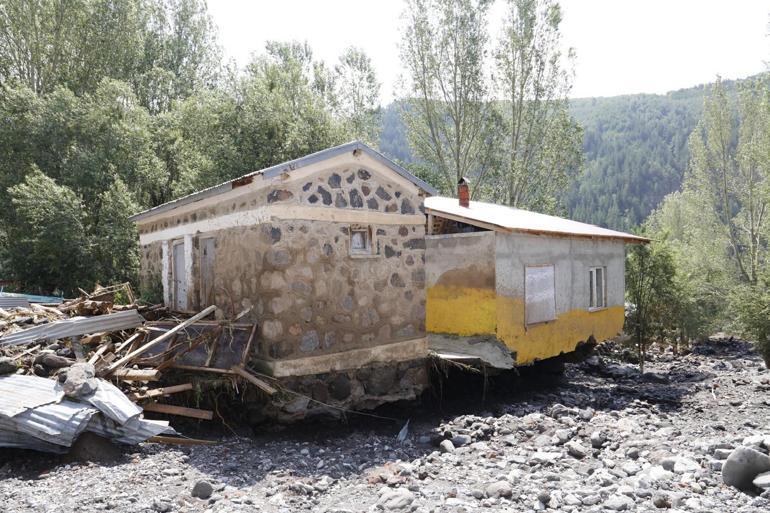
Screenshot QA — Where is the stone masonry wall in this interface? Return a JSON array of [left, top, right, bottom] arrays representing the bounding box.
[[137, 161, 428, 362]]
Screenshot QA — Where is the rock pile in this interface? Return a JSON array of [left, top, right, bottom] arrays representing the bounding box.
[[0, 336, 768, 512]]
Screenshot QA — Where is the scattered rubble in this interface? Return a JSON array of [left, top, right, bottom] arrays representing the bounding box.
[[0, 335, 768, 512], [0, 283, 272, 453]]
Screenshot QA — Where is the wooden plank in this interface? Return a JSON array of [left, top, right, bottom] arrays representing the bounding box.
[[87, 342, 113, 365], [102, 305, 217, 376], [148, 435, 217, 446], [142, 402, 214, 420], [114, 368, 161, 381], [231, 365, 277, 395], [130, 383, 193, 401]]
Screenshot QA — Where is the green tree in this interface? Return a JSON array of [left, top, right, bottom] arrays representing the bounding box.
[[333, 46, 381, 145], [625, 239, 678, 373], [6, 168, 91, 295], [91, 178, 140, 286], [488, 0, 582, 213], [399, 0, 498, 195], [686, 76, 770, 284]]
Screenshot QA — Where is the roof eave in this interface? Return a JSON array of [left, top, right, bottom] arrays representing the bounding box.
[[129, 141, 437, 224]]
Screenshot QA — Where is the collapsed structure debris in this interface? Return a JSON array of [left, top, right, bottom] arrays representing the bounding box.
[[0, 284, 272, 453]]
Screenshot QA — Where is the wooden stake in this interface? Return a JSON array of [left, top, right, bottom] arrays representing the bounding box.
[[142, 402, 213, 420], [114, 368, 161, 381], [131, 383, 193, 401], [231, 365, 277, 395], [102, 305, 216, 376]]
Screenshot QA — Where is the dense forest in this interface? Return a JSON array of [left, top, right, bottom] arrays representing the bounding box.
[[381, 78, 746, 230]]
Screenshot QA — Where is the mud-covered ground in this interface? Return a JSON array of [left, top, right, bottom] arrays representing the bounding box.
[[2, 337, 770, 512]]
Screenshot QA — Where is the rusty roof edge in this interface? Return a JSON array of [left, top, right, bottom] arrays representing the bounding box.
[[129, 141, 437, 223], [425, 206, 650, 244]]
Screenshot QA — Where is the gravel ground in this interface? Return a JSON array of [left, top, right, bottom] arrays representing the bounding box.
[[2, 337, 770, 513]]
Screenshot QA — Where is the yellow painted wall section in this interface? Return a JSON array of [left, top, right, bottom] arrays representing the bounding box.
[[496, 296, 624, 364], [426, 285, 497, 336]]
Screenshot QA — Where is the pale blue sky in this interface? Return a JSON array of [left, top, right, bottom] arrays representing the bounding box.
[[208, 0, 768, 102]]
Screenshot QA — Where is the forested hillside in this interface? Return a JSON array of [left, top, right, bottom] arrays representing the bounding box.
[[380, 79, 746, 229]]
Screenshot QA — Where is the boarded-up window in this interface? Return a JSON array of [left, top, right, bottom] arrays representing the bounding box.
[[200, 237, 216, 307], [525, 265, 556, 325]]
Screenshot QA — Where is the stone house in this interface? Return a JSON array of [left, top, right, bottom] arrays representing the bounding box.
[[424, 186, 648, 369], [130, 141, 437, 417]]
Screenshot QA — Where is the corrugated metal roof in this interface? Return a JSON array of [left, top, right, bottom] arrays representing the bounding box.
[[0, 297, 31, 309], [0, 292, 64, 304], [0, 310, 145, 346], [0, 374, 174, 452], [425, 196, 649, 243], [129, 140, 439, 222], [0, 374, 64, 417]]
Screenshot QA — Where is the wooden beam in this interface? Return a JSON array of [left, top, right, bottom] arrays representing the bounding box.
[[87, 342, 113, 365], [114, 368, 161, 381], [142, 403, 214, 420], [231, 365, 277, 395], [130, 383, 193, 401], [102, 305, 217, 376]]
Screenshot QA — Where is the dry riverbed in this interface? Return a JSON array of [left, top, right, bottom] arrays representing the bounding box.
[[2, 337, 770, 513]]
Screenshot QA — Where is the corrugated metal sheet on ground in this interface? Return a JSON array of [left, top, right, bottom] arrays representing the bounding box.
[[0, 310, 145, 346], [0, 374, 64, 417], [0, 292, 64, 304], [0, 375, 173, 452], [425, 196, 649, 243], [0, 297, 31, 309]]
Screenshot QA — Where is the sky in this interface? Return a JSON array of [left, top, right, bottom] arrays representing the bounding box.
[[207, 0, 768, 102]]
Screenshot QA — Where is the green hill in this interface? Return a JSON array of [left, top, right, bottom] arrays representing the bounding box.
[[379, 78, 747, 229]]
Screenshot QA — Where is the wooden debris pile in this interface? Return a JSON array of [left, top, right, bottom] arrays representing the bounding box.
[[0, 284, 275, 446]]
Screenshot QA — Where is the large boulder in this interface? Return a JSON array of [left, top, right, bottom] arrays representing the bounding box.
[[61, 363, 97, 398], [722, 446, 770, 490]]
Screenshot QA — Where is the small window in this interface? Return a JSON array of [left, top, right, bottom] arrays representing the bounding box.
[[525, 265, 556, 325], [349, 225, 373, 255], [589, 267, 606, 309]]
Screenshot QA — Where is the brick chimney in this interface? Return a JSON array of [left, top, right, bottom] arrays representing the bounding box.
[[458, 177, 470, 208]]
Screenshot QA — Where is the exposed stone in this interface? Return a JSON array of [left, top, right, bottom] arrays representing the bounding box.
[[34, 353, 72, 369], [366, 197, 379, 210], [403, 238, 425, 250], [349, 189, 364, 208], [267, 189, 293, 203], [384, 246, 397, 258], [270, 226, 281, 243], [365, 366, 397, 395], [485, 481, 513, 499], [376, 186, 392, 201], [652, 493, 671, 508], [590, 430, 607, 448], [390, 273, 405, 287], [329, 374, 352, 400], [400, 199, 415, 214], [361, 184, 371, 196], [334, 192, 348, 208], [376, 487, 414, 510], [385, 203, 398, 213], [357, 169, 371, 180], [328, 173, 342, 188], [346, 173, 355, 184], [398, 226, 409, 237], [266, 249, 291, 268], [262, 320, 283, 340], [439, 440, 455, 453], [191, 480, 214, 499], [308, 194, 319, 204], [61, 363, 97, 398], [753, 471, 770, 489], [317, 186, 332, 205], [565, 440, 588, 459], [723, 446, 770, 490], [0, 357, 17, 375], [302, 182, 312, 191], [604, 494, 634, 511]]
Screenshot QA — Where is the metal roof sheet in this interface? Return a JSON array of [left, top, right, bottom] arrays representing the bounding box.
[[0, 310, 145, 346], [0, 297, 31, 309], [0, 374, 64, 417], [0, 292, 64, 304], [129, 140, 438, 222], [425, 196, 649, 243]]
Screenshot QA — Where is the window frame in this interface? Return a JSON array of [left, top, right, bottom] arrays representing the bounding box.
[[348, 224, 378, 258], [589, 266, 607, 311]]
